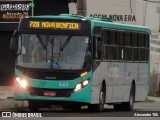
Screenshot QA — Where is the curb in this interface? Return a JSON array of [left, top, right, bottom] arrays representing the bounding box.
[[147, 96, 160, 102], [0, 86, 14, 100]]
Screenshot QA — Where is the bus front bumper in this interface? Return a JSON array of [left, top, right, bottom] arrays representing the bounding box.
[[14, 83, 92, 104]]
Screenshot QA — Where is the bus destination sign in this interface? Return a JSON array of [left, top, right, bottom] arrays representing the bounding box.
[[29, 21, 81, 30]]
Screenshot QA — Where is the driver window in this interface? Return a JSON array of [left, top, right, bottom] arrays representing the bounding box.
[[93, 36, 101, 60]]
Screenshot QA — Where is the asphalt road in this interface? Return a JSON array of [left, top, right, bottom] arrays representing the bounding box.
[[36, 101, 160, 117]]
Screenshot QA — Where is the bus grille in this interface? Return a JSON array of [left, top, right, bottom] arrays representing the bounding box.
[[16, 66, 81, 80], [25, 71, 79, 80], [29, 87, 73, 97]]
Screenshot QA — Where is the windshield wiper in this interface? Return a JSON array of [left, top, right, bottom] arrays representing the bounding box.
[[60, 35, 72, 52], [36, 34, 47, 50]]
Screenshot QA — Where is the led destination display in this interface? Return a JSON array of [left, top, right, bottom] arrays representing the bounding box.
[[29, 21, 80, 30]]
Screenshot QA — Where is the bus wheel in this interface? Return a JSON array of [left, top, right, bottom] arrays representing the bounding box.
[[28, 101, 39, 111], [123, 84, 135, 111], [72, 105, 81, 111], [63, 105, 81, 111], [62, 105, 70, 110], [114, 104, 122, 111], [88, 85, 105, 112]]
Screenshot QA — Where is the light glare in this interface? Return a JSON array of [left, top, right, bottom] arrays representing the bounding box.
[[74, 83, 82, 91], [20, 80, 27, 89], [83, 80, 89, 86], [16, 77, 21, 83]]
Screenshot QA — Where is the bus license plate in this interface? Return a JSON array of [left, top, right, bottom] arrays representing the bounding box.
[[44, 91, 56, 96]]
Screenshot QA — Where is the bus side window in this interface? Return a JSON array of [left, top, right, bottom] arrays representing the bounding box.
[[139, 33, 146, 62], [133, 33, 139, 62], [145, 33, 149, 62], [125, 31, 133, 61], [102, 29, 110, 60], [118, 31, 125, 60], [110, 30, 118, 60], [93, 36, 101, 60]]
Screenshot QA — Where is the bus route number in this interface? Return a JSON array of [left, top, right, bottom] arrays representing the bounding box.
[[30, 21, 40, 28], [59, 83, 68, 87]]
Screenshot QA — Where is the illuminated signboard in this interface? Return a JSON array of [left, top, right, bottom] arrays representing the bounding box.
[[29, 21, 81, 30], [0, 0, 33, 31], [19, 18, 90, 35]]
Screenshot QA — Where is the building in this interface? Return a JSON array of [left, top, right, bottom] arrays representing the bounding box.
[[69, 0, 160, 31]]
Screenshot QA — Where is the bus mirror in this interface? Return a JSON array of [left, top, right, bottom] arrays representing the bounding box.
[[10, 30, 19, 55]]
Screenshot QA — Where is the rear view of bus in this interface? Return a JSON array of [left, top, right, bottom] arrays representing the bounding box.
[[10, 15, 92, 111]]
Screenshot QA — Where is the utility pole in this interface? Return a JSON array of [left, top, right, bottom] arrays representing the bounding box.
[[159, 1, 160, 32], [77, 0, 87, 16], [143, 0, 147, 26]]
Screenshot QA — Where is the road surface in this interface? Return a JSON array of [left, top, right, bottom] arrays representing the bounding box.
[[0, 101, 160, 120]]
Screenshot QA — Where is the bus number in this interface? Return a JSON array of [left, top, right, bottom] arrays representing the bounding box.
[[59, 83, 68, 87], [30, 21, 40, 28]]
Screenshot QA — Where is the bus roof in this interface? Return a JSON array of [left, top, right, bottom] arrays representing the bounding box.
[[29, 14, 150, 33]]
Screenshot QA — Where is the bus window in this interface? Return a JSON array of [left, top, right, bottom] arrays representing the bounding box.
[[109, 30, 118, 61], [140, 33, 145, 47], [133, 48, 139, 62], [126, 47, 132, 61], [103, 30, 109, 44], [102, 29, 110, 60], [117, 31, 125, 61], [125, 32, 132, 46], [110, 46, 117, 60], [118, 31, 125, 46], [110, 30, 117, 45], [140, 48, 145, 61], [103, 45, 110, 60], [133, 33, 139, 47], [125, 31, 133, 61], [118, 47, 125, 60], [93, 36, 101, 60]]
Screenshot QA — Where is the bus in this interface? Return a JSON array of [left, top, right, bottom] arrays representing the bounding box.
[[10, 14, 150, 112]]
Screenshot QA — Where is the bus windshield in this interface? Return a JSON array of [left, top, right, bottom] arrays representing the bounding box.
[[17, 34, 91, 70]]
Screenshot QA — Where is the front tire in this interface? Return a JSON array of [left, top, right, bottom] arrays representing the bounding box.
[[88, 85, 105, 112], [62, 105, 81, 111], [114, 104, 122, 111], [28, 101, 39, 111]]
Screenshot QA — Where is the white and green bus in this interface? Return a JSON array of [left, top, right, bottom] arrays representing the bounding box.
[[10, 14, 150, 112]]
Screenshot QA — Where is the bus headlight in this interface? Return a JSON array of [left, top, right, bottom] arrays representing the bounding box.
[[16, 77, 28, 89], [74, 83, 82, 92], [82, 80, 89, 86], [74, 79, 89, 92]]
